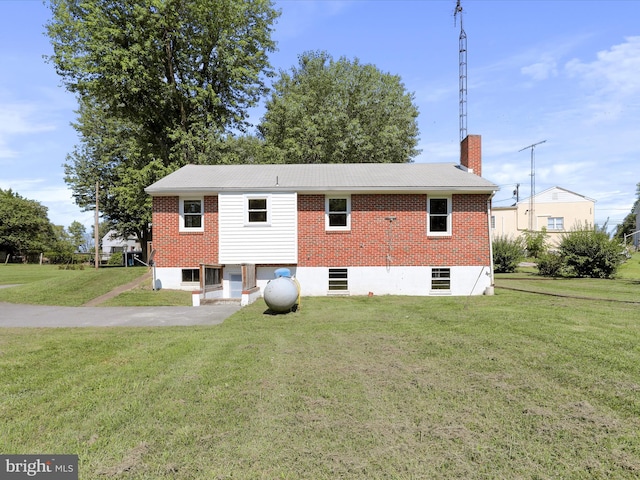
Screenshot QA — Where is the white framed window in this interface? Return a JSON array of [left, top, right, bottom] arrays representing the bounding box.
[[328, 268, 348, 291], [547, 217, 564, 230], [245, 195, 271, 225], [427, 196, 452, 236], [431, 268, 451, 291], [180, 197, 204, 232], [326, 196, 351, 231]]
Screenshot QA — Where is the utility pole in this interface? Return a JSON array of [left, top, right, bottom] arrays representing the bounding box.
[[94, 181, 99, 269], [519, 141, 546, 231]]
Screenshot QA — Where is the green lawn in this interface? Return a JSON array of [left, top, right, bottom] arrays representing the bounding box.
[[0, 264, 190, 306], [2, 281, 640, 478]]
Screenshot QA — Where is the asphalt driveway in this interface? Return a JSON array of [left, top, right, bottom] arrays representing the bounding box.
[[0, 302, 242, 327]]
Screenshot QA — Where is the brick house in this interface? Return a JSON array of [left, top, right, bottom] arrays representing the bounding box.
[[145, 135, 498, 304]]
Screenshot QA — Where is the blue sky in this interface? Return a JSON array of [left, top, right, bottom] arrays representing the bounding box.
[[1, 0, 639, 232]]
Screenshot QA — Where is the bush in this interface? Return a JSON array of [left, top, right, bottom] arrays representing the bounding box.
[[523, 228, 548, 258], [107, 252, 124, 266], [536, 251, 565, 277], [559, 224, 624, 278], [493, 236, 526, 273]]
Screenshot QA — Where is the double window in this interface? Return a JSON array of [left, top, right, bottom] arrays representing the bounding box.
[[547, 217, 564, 230], [180, 198, 204, 232], [326, 196, 351, 231], [182, 268, 200, 283], [427, 197, 451, 236]]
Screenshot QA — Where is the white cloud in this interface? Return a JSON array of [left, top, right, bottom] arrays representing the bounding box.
[[0, 102, 57, 159], [521, 56, 558, 81], [564, 36, 640, 121], [0, 178, 93, 228]]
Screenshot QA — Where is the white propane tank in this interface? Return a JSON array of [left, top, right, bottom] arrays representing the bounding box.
[[263, 276, 299, 313]]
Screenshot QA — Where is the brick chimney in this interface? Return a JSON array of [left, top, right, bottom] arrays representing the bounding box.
[[460, 134, 481, 176]]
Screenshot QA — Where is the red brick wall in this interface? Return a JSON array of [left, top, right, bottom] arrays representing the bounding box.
[[152, 193, 491, 268], [151, 196, 218, 268], [461, 135, 482, 176], [298, 193, 491, 267]]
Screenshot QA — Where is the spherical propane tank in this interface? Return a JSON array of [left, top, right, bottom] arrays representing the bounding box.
[[263, 276, 299, 313]]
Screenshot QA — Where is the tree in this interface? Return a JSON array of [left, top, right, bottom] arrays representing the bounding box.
[[47, 0, 280, 251], [0, 189, 55, 259], [68, 220, 88, 252], [259, 51, 421, 164], [613, 181, 640, 243]]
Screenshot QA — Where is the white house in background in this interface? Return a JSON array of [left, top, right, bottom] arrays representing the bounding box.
[[491, 186, 596, 246], [101, 230, 141, 261]]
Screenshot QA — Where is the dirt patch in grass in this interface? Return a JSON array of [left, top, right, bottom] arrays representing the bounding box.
[[96, 442, 149, 477]]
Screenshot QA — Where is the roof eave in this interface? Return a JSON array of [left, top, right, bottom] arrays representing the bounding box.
[[145, 186, 498, 196]]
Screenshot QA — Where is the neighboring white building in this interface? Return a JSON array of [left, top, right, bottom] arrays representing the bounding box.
[[492, 186, 596, 246], [101, 230, 142, 263]]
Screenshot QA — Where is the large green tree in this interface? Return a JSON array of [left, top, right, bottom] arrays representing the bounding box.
[[258, 51, 421, 164], [47, 0, 280, 250], [0, 189, 55, 259]]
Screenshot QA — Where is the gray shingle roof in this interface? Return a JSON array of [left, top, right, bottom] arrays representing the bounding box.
[[145, 163, 498, 195]]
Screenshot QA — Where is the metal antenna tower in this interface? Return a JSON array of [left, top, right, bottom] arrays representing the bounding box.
[[519, 140, 546, 231], [454, 0, 467, 143]]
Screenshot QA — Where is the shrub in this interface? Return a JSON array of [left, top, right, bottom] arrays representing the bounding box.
[[559, 224, 624, 278], [536, 251, 565, 277], [107, 252, 124, 266], [493, 235, 526, 273], [523, 228, 548, 258]]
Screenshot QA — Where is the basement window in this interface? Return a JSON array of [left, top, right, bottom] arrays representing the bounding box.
[[328, 268, 348, 292], [182, 268, 200, 284], [431, 268, 451, 292]]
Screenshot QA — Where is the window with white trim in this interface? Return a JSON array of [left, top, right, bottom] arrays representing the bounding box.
[[326, 196, 351, 230], [427, 197, 451, 236], [245, 195, 270, 225], [180, 198, 204, 232], [431, 268, 451, 291], [547, 217, 564, 230]]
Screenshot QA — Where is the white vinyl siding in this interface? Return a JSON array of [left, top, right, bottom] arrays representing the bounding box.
[[219, 192, 297, 264]]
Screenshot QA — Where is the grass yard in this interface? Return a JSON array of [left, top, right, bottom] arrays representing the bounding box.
[[2, 287, 640, 478], [0, 264, 190, 306]]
